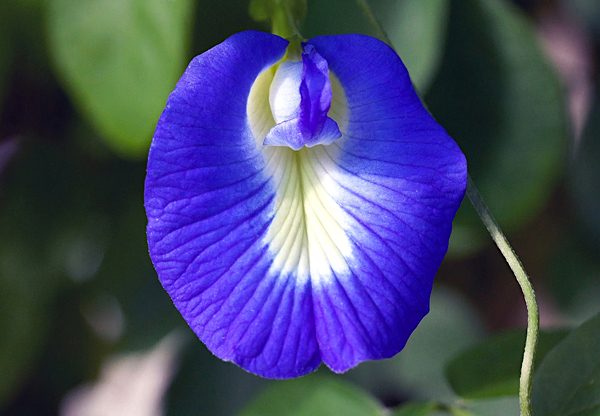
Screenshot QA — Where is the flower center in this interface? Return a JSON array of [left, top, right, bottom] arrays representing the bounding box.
[[245, 43, 351, 282], [269, 60, 303, 124], [262, 43, 343, 150]]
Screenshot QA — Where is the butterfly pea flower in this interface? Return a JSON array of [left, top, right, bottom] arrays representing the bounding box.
[[144, 31, 467, 378]]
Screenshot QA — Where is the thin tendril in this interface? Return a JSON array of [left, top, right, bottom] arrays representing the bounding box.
[[466, 176, 538, 416], [357, 1, 540, 414], [271, 0, 303, 39]]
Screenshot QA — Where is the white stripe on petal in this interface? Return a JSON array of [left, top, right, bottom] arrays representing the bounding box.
[[247, 64, 353, 283], [262, 145, 356, 285], [248, 69, 352, 285]]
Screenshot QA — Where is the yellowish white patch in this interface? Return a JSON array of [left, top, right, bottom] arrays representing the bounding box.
[[246, 64, 352, 284]]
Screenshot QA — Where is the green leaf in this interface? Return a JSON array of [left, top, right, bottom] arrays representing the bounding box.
[[461, 397, 519, 416], [427, 0, 567, 256], [446, 329, 568, 399], [303, 0, 448, 92], [240, 376, 384, 416], [347, 286, 484, 400], [303, 0, 376, 36], [532, 313, 600, 416], [546, 234, 600, 323], [371, 0, 450, 92], [391, 398, 520, 416], [392, 402, 442, 416], [47, 0, 194, 158]]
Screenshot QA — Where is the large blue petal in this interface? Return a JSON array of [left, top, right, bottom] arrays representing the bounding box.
[[306, 34, 467, 372], [145, 31, 466, 378], [145, 31, 321, 378]]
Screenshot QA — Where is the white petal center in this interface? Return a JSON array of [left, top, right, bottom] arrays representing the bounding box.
[[247, 64, 351, 284], [268, 60, 303, 124]]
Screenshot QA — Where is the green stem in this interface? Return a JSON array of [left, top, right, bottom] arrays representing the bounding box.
[[357, 0, 541, 405], [321, 0, 540, 412], [271, 1, 303, 39], [355, 1, 540, 412], [466, 176, 539, 416]]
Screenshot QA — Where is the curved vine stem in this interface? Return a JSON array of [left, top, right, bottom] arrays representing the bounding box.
[[466, 176, 539, 416], [355, 1, 540, 414], [258, 0, 304, 39]]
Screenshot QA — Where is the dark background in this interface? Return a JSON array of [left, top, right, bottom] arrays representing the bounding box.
[[0, 0, 598, 414]]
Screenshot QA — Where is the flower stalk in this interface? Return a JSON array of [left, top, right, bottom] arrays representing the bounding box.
[[356, 1, 540, 414], [466, 177, 539, 416], [271, 2, 303, 39], [249, 0, 306, 39]]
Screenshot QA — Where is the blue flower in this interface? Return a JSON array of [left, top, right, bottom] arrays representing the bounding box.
[[144, 31, 466, 378]]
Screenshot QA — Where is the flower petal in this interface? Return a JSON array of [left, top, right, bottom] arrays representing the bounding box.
[[145, 31, 322, 378], [145, 31, 467, 378], [297, 44, 341, 141], [304, 34, 467, 372]]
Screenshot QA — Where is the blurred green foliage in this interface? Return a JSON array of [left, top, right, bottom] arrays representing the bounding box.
[[428, 0, 567, 256], [0, 14, 10, 113], [303, 0, 448, 92], [568, 0, 600, 37], [0, 142, 104, 404], [571, 89, 600, 248], [0, 0, 599, 415], [392, 402, 441, 416], [445, 330, 568, 399], [347, 287, 484, 401], [393, 397, 520, 416], [532, 313, 600, 416], [375, 0, 450, 92], [240, 377, 384, 416], [47, 0, 194, 158]]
